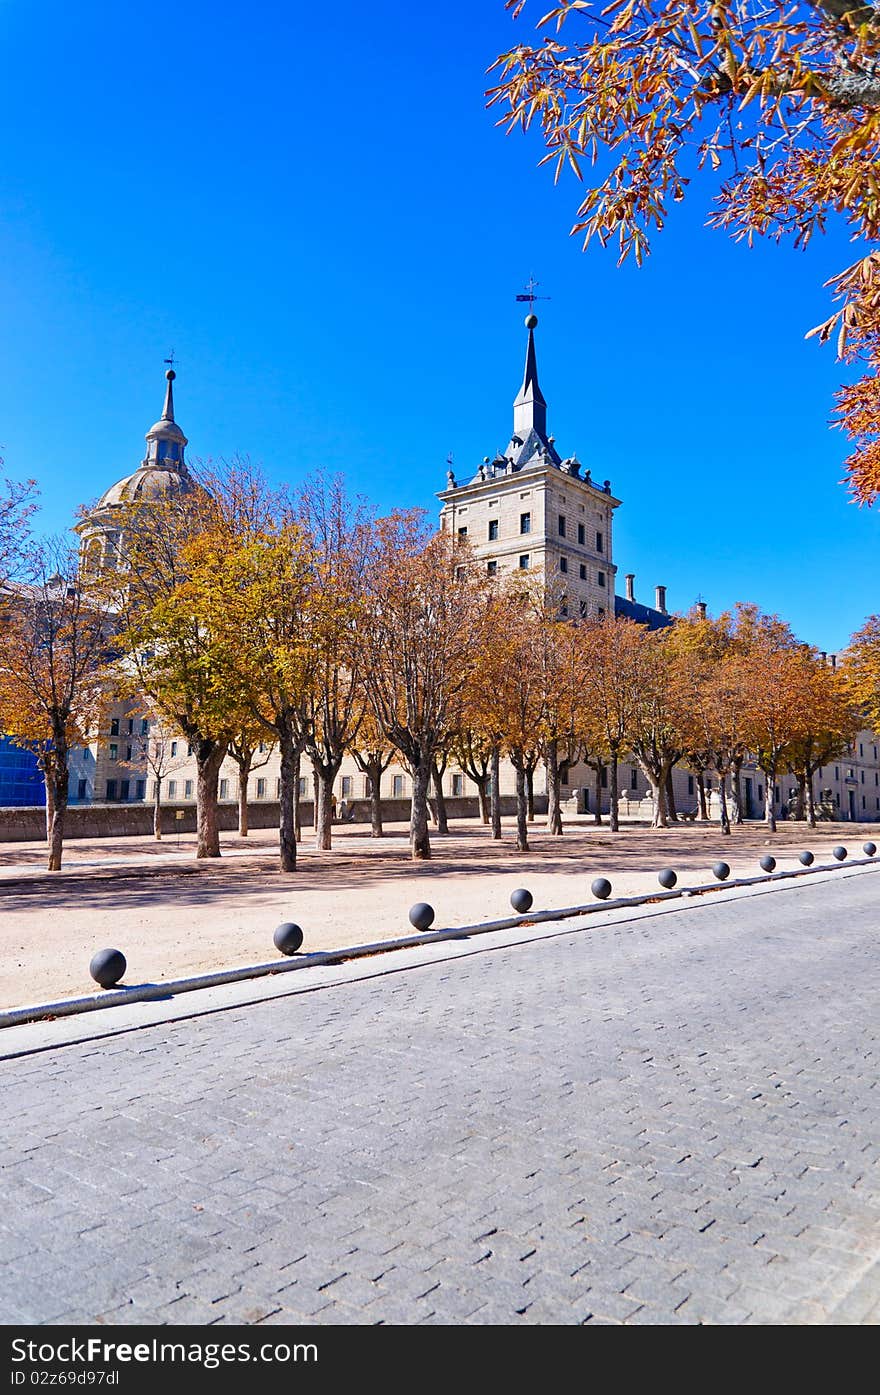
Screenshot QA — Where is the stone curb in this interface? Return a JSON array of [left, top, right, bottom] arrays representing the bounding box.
[[1, 855, 876, 1030]]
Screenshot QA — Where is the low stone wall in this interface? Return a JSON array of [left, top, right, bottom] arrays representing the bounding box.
[[0, 794, 545, 843]]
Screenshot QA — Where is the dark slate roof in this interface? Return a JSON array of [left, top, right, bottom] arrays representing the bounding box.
[[614, 595, 674, 631]]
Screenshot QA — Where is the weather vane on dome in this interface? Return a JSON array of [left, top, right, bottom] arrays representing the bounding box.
[[515, 276, 550, 311]]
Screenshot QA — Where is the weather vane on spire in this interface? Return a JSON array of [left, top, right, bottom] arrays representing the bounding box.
[[164, 349, 177, 372], [516, 276, 550, 311]]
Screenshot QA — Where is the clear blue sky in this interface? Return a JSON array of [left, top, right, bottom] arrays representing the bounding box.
[[0, 0, 873, 652]]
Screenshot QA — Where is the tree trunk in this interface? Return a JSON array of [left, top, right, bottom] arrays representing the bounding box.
[[431, 761, 449, 834], [315, 766, 335, 850], [794, 772, 806, 821], [696, 771, 708, 821], [526, 764, 535, 822], [649, 773, 668, 828], [514, 760, 529, 852], [764, 760, 777, 833], [195, 740, 226, 858], [730, 757, 743, 824], [609, 750, 620, 833], [665, 767, 678, 822], [806, 769, 817, 828], [475, 775, 489, 825], [238, 762, 250, 836], [490, 744, 502, 840], [410, 757, 432, 860], [278, 734, 298, 872], [368, 765, 384, 837], [45, 776, 55, 843], [153, 778, 162, 840], [46, 758, 68, 872], [292, 746, 302, 843], [594, 763, 603, 825], [545, 739, 563, 835], [718, 771, 731, 836]]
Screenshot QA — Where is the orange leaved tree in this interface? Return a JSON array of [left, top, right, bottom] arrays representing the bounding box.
[[491, 2, 880, 503]]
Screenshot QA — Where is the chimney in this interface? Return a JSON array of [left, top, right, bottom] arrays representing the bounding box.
[[655, 584, 667, 614], [696, 601, 707, 619], [830, 653, 837, 669], [820, 651, 827, 664], [625, 573, 635, 603]]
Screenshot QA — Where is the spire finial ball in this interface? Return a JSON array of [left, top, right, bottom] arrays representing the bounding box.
[[524, 313, 538, 330], [165, 368, 176, 382]]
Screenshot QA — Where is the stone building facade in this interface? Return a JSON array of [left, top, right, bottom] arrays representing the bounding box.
[[53, 324, 880, 825]]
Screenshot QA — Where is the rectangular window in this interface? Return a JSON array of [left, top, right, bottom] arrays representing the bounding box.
[[185, 779, 193, 799], [862, 795, 866, 809], [110, 718, 119, 736], [577, 523, 585, 546], [579, 599, 588, 618], [631, 769, 638, 790], [520, 512, 531, 534], [168, 780, 177, 798], [127, 719, 134, 735], [276, 778, 281, 797], [106, 779, 117, 800], [835, 767, 839, 779], [120, 779, 130, 800], [597, 606, 605, 617], [687, 775, 694, 796], [458, 526, 468, 537], [558, 514, 566, 537], [392, 775, 405, 798], [452, 773, 464, 797], [342, 776, 352, 798], [126, 745, 132, 761], [141, 718, 149, 735], [171, 740, 178, 757], [77, 778, 87, 800], [598, 571, 606, 587], [601, 766, 608, 789], [488, 519, 498, 541], [220, 779, 229, 799], [560, 557, 568, 574], [188, 743, 194, 757], [109, 743, 118, 761], [758, 785, 763, 801], [298, 777, 307, 797], [487, 560, 497, 575], [596, 530, 604, 553], [860, 744, 864, 757], [257, 778, 266, 798], [519, 555, 530, 570], [861, 770, 865, 783], [579, 564, 587, 580], [774, 786, 780, 802]]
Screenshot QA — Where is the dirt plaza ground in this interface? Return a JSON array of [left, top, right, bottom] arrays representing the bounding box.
[[0, 815, 876, 1010]]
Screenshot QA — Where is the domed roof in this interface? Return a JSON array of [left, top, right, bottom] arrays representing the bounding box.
[[146, 416, 187, 444], [97, 464, 195, 509]]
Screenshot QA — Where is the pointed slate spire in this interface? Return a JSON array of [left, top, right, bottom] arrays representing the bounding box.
[[161, 368, 176, 422], [513, 313, 547, 441]]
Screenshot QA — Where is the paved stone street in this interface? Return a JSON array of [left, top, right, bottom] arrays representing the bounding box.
[[0, 871, 878, 1326]]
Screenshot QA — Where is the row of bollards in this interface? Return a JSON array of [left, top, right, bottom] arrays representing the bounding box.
[[87, 841, 880, 988]]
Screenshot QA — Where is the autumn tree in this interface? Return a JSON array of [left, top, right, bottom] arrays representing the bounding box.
[[579, 613, 648, 831], [296, 473, 371, 851], [227, 717, 274, 837], [626, 628, 686, 827], [732, 639, 820, 830], [450, 726, 495, 825], [844, 615, 880, 733], [491, 1, 880, 503], [0, 540, 109, 870], [358, 513, 485, 860], [122, 704, 188, 840], [350, 705, 396, 838], [106, 480, 242, 860], [783, 657, 858, 823]]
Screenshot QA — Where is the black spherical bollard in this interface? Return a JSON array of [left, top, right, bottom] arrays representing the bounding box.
[[863, 841, 877, 857], [759, 855, 776, 873], [591, 877, 612, 901], [409, 902, 435, 931], [510, 888, 533, 914], [712, 861, 730, 882], [832, 846, 848, 862], [273, 923, 304, 956], [89, 948, 126, 989], [799, 850, 814, 866], [657, 868, 677, 890]]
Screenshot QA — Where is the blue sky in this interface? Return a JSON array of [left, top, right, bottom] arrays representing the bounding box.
[[0, 0, 874, 652]]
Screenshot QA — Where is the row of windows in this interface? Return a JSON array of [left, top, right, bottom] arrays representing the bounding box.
[[458, 515, 604, 552], [109, 717, 150, 737], [103, 779, 146, 802]]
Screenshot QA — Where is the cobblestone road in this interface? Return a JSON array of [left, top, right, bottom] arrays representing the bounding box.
[[1, 872, 878, 1325]]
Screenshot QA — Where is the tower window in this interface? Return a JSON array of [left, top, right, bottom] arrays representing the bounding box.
[[598, 571, 606, 587], [577, 523, 585, 546], [519, 555, 530, 570], [520, 512, 531, 535], [488, 519, 499, 541], [579, 564, 587, 581], [560, 557, 568, 574], [458, 526, 468, 538], [487, 560, 497, 575], [110, 718, 120, 736], [596, 530, 604, 553], [558, 514, 566, 538]]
